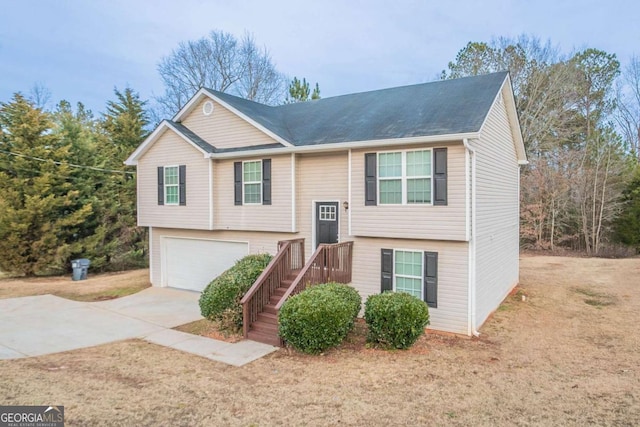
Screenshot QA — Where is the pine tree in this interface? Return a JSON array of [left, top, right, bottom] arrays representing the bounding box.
[[91, 87, 150, 269], [285, 77, 320, 103], [0, 95, 92, 275]]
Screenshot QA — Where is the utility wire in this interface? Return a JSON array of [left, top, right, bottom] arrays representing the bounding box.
[[0, 149, 135, 175]]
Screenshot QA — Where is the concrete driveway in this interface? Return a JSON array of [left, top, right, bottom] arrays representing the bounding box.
[[0, 288, 277, 366]]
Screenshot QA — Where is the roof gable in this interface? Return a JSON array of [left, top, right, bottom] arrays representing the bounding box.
[[124, 120, 214, 165], [200, 72, 510, 146], [128, 72, 524, 162]]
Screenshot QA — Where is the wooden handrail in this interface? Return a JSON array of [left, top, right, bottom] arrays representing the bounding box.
[[275, 241, 353, 310], [241, 238, 305, 338]]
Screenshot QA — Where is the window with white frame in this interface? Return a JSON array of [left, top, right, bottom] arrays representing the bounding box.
[[319, 204, 337, 221], [394, 250, 423, 299], [164, 166, 179, 205], [378, 150, 431, 204], [243, 160, 262, 204]]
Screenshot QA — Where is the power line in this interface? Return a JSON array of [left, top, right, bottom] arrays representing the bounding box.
[[0, 149, 135, 175]]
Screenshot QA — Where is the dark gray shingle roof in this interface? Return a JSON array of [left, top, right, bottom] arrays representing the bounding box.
[[168, 120, 284, 153], [168, 120, 216, 153], [201, 72, 507, 146]]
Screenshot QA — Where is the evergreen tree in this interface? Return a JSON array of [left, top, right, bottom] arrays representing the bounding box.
[[93, 87, 149, 269], [285, 77, 321, 103], [0, 95, 92, 275], [614, 166, 640, 250]]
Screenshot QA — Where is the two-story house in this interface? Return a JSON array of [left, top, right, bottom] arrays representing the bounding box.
[[125, 71, 526, 340]]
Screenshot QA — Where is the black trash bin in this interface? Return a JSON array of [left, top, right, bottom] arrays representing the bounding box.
[[71, 258, 91, 281]]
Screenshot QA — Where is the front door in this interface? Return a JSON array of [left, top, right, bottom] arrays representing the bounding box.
[[315, 202, 339, 249]]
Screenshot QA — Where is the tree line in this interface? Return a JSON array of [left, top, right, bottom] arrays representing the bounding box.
[[1, 30, 638, 276], [442, 36, 640, 254]]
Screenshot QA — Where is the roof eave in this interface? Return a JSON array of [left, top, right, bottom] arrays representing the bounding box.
[[124, 120, 210, 165], [480, 74, 527, 164], [206, 132, 477, 159]]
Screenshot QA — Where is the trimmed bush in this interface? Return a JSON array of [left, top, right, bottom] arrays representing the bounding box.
[[364, 292, 430, 349], [198, 253, 272, 331], [279, 283, 361, 354], [315, 282, 362, 323]]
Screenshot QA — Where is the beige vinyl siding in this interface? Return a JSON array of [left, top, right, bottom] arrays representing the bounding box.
[[296, 152, 349, 258], [474, 91, 520, 326], [351, 237, 469, 334], [214, 155, 292, 232], [137, 130, 210, 229], [181, 98, 279, 149], [149, 228, 298, 287], [350, 143, 467, 241]]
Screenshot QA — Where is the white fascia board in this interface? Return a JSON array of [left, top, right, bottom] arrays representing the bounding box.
[[124, 120, 210, 165], [124, 122, 169, 165], [172, 88, 211, 122], [477, 75, 527, 164], [173, 88, 293, 148], [206, 132, 476, 159], [201, 89, 293, 148]]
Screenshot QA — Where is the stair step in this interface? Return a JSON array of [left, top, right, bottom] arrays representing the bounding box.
[[273, 286, 289, 296], [247, 330, 281, 347], [281, 279, 294, 287], [252, 320, 279, 334], [257, 312, 278, 324], [269, 294, 283, 304], [264, 304, 278, 315]]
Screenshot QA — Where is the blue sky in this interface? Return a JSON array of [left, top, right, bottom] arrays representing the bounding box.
[[1, 0, 638, 114]]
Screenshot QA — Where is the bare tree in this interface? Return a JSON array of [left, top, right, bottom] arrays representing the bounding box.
[[155, 30, 286, 116], [616, 55, 640, 162], [28, 82, 52, 110]]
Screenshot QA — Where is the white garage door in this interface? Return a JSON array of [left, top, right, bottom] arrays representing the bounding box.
[[162, 238, 249, 292]]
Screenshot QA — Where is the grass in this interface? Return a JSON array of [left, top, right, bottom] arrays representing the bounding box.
[[574, 286, 617, 308], [1, 256, 639, 425], [173, 319, 243, 343], [56, 285, 149, 302], [0, 269, 150, 301]]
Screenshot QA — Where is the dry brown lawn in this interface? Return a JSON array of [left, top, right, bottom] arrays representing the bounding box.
[[1, 256, 639, 426], [0, 269, 150, 301]]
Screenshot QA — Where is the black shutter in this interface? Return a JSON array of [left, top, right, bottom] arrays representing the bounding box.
[[433, 148, 447, 206], [424, 252, 438, 308], [381, 249, 393, 292], [365, 153, 377, 206], [178, 165, 186, 206], [157, 166, 164, 205], [234, 162, 242, 205], [262, 159, 271, 205]]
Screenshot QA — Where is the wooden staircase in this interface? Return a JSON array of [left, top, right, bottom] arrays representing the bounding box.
[[246, 271, 298, 346], [241, 239, 353, 347]]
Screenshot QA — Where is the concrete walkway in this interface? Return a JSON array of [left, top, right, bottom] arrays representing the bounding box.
[[0, 287, 277, 366]]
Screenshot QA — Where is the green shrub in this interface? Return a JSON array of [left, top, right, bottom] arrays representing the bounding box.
[[279, 283, 360, 354], [364, 292, 430, 349], [198, 253, 272, 331], [314, 282, 362, 324]]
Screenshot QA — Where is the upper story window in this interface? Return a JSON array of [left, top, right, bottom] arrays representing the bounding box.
[[378, 150, 432, 205], [164, 166, 179, 205], [365, 147, 447, 206], [157, 165, 186, 206], [234, 159, 271, 206], [243, 160, 262, 204]]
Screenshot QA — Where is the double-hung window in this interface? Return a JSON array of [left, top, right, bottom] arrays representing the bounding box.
[[243, 160, 262, 204], [378, 150, 432, 205], [365, 148, 446, 206], [157, 165, 186, 206], [381, 248, 438, 308], [164, 166, 179, 205], [234, 159, 272, 205], [394, 250, 424, 299]]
